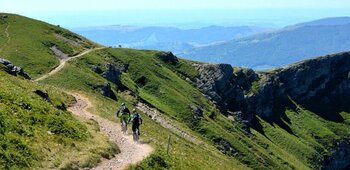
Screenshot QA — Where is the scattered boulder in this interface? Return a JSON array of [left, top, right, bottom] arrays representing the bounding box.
[[89, 83, 117, 101], [0, 58, 31, 79], [213, 137, 237, 156], [157, 51, 178, 64], [100, 83, 117, 100], [189, 105, 204, 118], [91, 65, 103, 74], [34, 90, 52, 103], [102, 63, 123, 88]]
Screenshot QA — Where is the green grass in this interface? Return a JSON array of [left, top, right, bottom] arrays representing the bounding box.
[[2, 13, 349, 169], [40, 48, 248, 169], [0, 69, 118, 169], [0, 13, 97, 78], [39, 47, 350, 169]]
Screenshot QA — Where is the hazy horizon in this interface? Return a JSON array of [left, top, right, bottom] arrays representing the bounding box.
[[2, 0, 350, 29]]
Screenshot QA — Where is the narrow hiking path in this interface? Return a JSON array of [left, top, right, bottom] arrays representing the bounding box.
[[35, 47, 153, 169], [0, 23, 10, 53], [68, 93, 153, 170], [4, 24, 10, 43], [34, 47, 105, 81]]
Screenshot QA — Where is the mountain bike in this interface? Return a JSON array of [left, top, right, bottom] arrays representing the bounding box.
[[121, 120, 127, 134], [133, 128, 139, 143]]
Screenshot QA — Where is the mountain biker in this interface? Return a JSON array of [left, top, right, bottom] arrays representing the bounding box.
[[117, 103, 130, 131], [129, 109, 143, 136]]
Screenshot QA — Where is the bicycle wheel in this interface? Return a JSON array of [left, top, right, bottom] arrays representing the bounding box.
[[121, 121, 127, 134], [133, 129, 139, 142]]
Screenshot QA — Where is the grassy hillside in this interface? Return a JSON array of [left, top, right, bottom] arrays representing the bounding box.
[[2, 14, 349, 169], [39, 47, 350, 169], [0, 67, 118, 169], [40, 48, 248, 169], [0, 13, 97, 78]]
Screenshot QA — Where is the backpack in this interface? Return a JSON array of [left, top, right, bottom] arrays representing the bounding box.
[[120, 106, 129, 115], [132, 113, 141, 124]]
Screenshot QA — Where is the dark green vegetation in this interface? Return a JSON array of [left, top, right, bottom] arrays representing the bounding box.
[[41, 47, 350, 169], [0, 13, 97, 78], [0, 66, 118, 169], [41, 48, 247, 169], [1, 14, 350, 170]]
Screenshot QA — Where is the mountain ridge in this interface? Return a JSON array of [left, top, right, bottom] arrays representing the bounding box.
[[180, 16, 350, 70], [1, 13, 350, 170]]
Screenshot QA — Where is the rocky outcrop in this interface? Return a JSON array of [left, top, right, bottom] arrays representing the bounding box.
[[193, 63, 245, 114], [0, 58, 31, 80], [34, 90, 52, 103], [189, 105, 204, 118], [89, 83, 117, 101], [245, 52, 350, 119], [102, 63, 123, 88], [322, 140, 350, 170], [156, 51, 178, 64], [213, 137, 237, 156], [193, 52, 350, 121]]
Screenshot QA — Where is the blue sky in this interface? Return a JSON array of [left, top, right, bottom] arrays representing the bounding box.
[[1, 0, 350, 28]]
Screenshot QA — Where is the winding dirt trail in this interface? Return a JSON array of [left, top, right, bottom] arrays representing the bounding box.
[[34, 47, 153, 169], [34, 47, 105, 81], [68, 93, 153, 170], [0, 23, 10, 53]]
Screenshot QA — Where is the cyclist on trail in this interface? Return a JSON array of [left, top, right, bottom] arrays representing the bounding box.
[[129, 109, 143, 136], [117, 103, 130, 131]]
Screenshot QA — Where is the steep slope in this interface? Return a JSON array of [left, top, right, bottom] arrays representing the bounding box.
[[0, 13, 97, 78], [2, 14, 349, 169], [40, 47, 350, 169], [180, 17, 350, 70], [189, 52, 350, 169], [40, 48, 248, 169], [0, 63, 118, 169]]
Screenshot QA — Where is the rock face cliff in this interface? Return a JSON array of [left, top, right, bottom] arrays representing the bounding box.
[[246, 52, 350, 120], [323, 140, 350, 170], [193, 52, 350, 121], [192, 51, 350, 169], [193, 64, 245, 114]]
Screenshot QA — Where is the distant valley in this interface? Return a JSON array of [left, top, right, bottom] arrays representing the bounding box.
[[73, 25, 269, 53], [180, 17, 350, 70]]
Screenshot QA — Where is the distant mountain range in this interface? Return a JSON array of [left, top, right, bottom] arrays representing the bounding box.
[[180, 17, 350, 70], [72, 25, 269, 53]]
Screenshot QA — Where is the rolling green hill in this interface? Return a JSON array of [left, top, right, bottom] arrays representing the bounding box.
[[1, 14, 350, 170], [0, 13, 98, 78], [0, 66, 118, 169], [41, 48, 350, 169]]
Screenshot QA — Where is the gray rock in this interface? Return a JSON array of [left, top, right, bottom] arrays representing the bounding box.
[[193, 63, 244, 114], [156, 51, 178, 64], [189, 105, 203, 118], [100, 83, 117, 100], [91, 65, 103, 74], [322, 140, 350, 170], [0, 58, 31, 80], [102, 63, 123, 88], [245, 52, 350, 119], [214, 137, 237, 156], [34, 90, 52, 103]]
